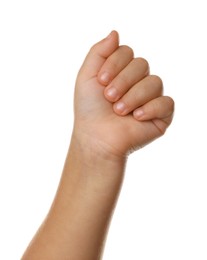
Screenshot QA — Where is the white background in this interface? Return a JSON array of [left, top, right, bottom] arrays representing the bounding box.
[[0, 0, 206, 259]]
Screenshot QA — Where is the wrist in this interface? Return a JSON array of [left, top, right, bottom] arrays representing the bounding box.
[[62, 130, 127, 190], [70, 128, 127, 166]]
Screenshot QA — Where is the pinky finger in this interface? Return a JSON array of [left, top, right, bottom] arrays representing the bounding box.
[[133, 96, 174, 129]]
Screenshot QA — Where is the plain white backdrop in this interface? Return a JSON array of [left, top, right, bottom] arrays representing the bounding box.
[[0, 0, 207, 259]]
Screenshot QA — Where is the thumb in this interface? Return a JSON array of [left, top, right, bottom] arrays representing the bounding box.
[[77, 31, 119, 82]]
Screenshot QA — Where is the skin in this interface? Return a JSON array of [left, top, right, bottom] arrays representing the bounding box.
[[22, 31, 174, 260]]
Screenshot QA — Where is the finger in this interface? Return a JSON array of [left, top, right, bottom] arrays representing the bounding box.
[[133, 96, 175, 132], [98, 45, 134, 86], [77, 31, 119, 82], [104, 57, 149, 102], [113, 75, 163, 115]]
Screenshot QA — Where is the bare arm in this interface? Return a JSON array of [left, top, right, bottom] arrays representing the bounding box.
[[22, 31, 174, 260]]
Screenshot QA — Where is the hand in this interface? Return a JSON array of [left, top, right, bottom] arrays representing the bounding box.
[[73, 31, 174, 159], [21, 31, 174, 260]]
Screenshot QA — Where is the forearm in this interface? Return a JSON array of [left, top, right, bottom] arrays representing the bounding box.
[[22, 133, 126, 260]]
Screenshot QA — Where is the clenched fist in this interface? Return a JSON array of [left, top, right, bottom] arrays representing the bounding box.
[[73, 31, 174, 158]]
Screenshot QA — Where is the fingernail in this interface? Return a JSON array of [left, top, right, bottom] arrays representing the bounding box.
[[114, 101, 126, 114], [134, 109, 144, 119], [106, 87, 118, 101], [100, 72, 110, 84]]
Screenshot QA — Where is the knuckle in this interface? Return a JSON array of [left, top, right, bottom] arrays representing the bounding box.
[[118, 73, 130, 86], [89, 43, 98, 56], [109, 59, 120, 71], [136, 57, 149, 72], [90, 40, 98, 51], [166, 96, 175, 111], [120, 45, 134, 58], [149, 75, 163, 91], [150, 75, 163, 85]]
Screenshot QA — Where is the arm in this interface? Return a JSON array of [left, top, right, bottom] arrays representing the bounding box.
[[22, 31, 174, 260]]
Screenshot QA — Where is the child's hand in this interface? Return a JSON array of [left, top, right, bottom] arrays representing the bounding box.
[[73, 31, 174, 159], [22, 31, 175, 260]]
